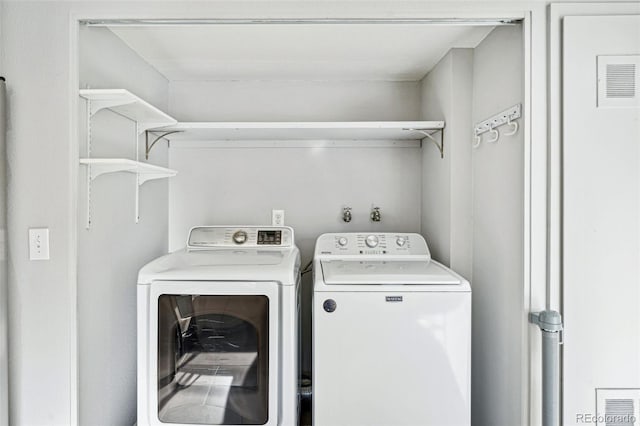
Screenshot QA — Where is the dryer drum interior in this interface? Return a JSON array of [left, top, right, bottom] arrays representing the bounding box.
[[157, 294, 269, 425]]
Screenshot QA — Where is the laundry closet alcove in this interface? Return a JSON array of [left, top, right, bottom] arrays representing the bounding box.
[[76, 18, 525, 426]]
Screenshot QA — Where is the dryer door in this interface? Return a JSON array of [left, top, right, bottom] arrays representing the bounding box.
[[148, 281, 279, 426]]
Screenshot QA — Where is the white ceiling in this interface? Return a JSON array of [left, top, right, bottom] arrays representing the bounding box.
[[109, 24, 494, 82]]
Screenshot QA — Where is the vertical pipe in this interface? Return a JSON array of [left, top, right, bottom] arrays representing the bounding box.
[[530, 310, 563, 426], [0, 77, 8, 426], [541, 329, 560, 426]]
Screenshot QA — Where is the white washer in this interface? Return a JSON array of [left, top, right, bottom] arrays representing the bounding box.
[[312, 233, 471, 426], [137, 226, 300, 426]]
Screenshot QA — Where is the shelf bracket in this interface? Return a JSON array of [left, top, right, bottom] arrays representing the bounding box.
[[88, 99, 136, 117], [407, 128, 444, 159], [145, 130, 183, 160]]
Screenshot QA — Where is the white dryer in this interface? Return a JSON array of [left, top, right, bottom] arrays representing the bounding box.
[[137, 226, 300, 426], [312, 233, 471, 426]]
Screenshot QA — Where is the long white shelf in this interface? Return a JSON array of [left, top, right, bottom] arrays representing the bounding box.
[[79, 158, 177, 185], [160, 121, 444, 142], [79, 89, 177, 133]]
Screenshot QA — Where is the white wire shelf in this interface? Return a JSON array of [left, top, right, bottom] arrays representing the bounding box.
[[79, 89, 177, 133], [160, 121, 445, 142], [79, 158, 177, 185]]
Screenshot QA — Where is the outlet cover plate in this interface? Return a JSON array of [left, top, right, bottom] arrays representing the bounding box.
[[29, 228, 50, 260]]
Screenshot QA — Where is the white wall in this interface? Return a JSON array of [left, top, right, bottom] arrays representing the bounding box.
[[169, 80, 421, 121], [77, 26, 170, 425], [471, 25, 524, 426], [3, 4, 77, 424], [420, 48, 473, 279], [168, 147, 423, 254]]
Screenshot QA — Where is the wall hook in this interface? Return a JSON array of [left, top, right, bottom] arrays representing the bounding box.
[[370, 207, 381, 222], [504, 116, 519, 136], [342, 207, 352, 223], [487, 123, 499, 143], [473, 134, 482, 149], [473, 103, 521, 141]]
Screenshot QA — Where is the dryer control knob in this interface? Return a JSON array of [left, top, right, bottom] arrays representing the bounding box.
[[232, 230, 248, 244], [396, 237, 407, 247], [338, 237, 348, 247], [365, 234, 379, 248]]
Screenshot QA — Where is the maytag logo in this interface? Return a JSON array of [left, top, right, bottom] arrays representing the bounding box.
[[386, 296, 403, 302]]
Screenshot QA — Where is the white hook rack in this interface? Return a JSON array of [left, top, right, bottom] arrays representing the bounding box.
[[473, 103, 521, 148]]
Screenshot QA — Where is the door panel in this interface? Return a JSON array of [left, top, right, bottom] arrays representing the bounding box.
[[157, 295, 269, 425], [313, 291, 471, 426], [563, 14, 640, 425], [149, 282, 279, 426]]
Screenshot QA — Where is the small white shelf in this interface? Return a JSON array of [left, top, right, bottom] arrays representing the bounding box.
[[79, 158, 177, 185], [79, 89, 177, 133], [161, 121, 444, 142]]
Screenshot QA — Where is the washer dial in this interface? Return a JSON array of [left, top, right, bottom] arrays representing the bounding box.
[[338, 237, 348, 247], [232, 230, 248, 244], [396, 237, 407, 247], [365, 234, 379, 248]]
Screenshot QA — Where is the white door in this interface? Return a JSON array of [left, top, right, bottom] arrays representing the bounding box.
[[563, 15, 640, 425], [313, 290, 471, 426]]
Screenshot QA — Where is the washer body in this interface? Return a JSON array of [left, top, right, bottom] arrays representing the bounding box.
[[137, 226, 300, 426], [312, 233, 471, 426]]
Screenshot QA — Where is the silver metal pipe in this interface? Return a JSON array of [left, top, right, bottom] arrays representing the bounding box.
[[541, 327, 560, 426], [299, 384, 313, 401], [530, 310, 563, 426], [82, 18, 521, 27], [299, 377, 312, 402], [0, 77, 8, 426]]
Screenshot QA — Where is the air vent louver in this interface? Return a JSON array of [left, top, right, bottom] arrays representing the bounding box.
[[596, 389, 640, 426], [606, 64, 636, 98], [597, 55, 640, 107], [604, 399, 634, 426]]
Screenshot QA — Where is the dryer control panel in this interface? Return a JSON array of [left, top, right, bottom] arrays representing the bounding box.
[[315, 232, 430, 258], [187, 226, 294, 249]]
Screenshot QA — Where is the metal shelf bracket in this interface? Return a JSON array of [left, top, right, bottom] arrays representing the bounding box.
[[406, 128, 444, 158], [145, 130, 183, 160]]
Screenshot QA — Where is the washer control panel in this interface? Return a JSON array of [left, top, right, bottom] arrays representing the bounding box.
[[188, 226, 293, 249], [315, 233, 430, 257]]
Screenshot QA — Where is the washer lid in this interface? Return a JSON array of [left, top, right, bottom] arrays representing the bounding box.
[[320, 260, 462, 285]]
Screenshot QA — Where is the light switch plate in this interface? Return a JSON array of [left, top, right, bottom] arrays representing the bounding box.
[[29, 228, 50, 260]]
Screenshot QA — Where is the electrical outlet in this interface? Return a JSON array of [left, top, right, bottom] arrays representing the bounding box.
[[272, 210, 285, 226], [29, 228, 50, 260]]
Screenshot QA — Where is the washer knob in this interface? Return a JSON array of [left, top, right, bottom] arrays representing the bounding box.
[[232, 230, 248, 244], [365, 234, 379, 248], [323, 299, 337, 313], [338, 237, 348, 247], [396, 237, 407, 247]]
